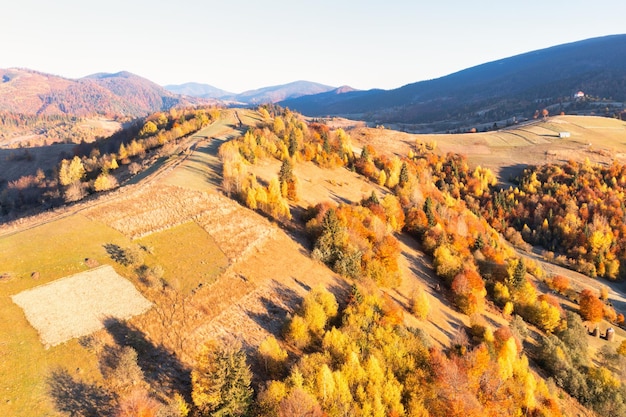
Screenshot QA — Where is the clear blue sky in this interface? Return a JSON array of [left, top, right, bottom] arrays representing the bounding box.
[[3, 1, 625, 93]]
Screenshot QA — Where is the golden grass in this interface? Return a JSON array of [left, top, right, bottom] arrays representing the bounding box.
[[84, 184, 218, 239]]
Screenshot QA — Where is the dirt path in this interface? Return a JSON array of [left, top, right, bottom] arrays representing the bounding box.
[[0, 111, 243, 238]]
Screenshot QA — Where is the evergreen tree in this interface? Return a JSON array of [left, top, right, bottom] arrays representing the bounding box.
[[424, 197, 436, 227], [399, 162, 409, 187], [279, 158, 294, 185], [192, 341, 252, 417]]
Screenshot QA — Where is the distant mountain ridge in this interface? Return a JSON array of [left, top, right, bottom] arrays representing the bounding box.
[[164, 82, 234, 99], [279, 34, 626, 131], [0, 68, 209, 117], [164, 80, 336, 104]]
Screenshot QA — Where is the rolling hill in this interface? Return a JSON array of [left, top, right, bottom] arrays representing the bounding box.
[[0, 68, 210, 117], [280, 34, 626, 132], [164, 82, 234, 99], [165, 80, 336, 104]]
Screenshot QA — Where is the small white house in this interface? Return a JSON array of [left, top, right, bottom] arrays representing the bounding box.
[[559, 132, 571, 138]]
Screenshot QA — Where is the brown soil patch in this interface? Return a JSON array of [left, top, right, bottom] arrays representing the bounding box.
[[12, 265, 151, 348]]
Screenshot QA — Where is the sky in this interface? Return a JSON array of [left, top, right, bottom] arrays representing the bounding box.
[[3, 1, 625, 93]]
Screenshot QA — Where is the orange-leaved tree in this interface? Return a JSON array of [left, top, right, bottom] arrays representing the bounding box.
[[579, 289, 605, 323]]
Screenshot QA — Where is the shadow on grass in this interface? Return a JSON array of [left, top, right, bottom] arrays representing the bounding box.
[[247, 280, 300, 336], [103, 243, 126, 265], [103, 317, 191, 398], [47, 367, 116, 417]]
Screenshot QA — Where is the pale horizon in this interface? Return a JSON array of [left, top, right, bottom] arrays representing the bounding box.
[[2, 1, 625, 93]]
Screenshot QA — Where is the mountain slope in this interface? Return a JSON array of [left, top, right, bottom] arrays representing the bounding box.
[[280, 34, 626, 130], [164, 82, 234, 99], [0, 69, 207, 117], [232, 80, 335, 104]]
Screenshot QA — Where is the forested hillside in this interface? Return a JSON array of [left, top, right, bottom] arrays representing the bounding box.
[[0, 68, 208, 117]]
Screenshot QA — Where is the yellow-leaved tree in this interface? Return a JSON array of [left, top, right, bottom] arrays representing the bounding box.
[[58, 156, 86, 186]]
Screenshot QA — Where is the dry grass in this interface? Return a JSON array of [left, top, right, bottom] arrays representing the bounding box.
[[194, 195, 277, 263], [350, 115, 626, 182], [12, 265, 151, 348], [84, 184, 217, 239]]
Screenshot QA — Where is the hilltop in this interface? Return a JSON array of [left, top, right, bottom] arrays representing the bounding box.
[[0, 68, 209, 117], [165, 80, 336, 104]]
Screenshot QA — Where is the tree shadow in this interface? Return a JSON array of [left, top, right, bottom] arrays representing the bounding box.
[[246, 280, 301, 336], [103, 243, 126, 265], [103, 317, 191, 398], [47, 367, 116, 417]]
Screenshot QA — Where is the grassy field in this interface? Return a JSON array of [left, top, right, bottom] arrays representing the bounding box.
[[137, 221, 228, 295], [0, 214, 132, 417], [350, 115, 626, 183]]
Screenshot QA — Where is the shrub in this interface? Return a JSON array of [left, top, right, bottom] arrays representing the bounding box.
[[410, 288, 430, 320], [550, 275, 570, 293], [258, 335, 288, 378]]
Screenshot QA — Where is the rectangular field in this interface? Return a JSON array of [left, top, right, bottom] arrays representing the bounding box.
[[12, 265, 151, 348]]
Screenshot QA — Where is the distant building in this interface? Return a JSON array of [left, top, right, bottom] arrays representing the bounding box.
[[559, 132, 571, 138], [575, 91, 585, 99]]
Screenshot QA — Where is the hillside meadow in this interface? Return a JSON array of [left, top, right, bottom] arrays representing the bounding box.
[[0, 109, 624, 416]]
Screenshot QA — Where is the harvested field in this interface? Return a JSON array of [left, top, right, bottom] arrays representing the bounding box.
[[11, 265, 151, 348], [84, 184, 218, 239], [85, 176, 277, 264], [194, 197, 277, 263]]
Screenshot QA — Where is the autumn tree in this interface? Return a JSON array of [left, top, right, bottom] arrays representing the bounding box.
[[58, 156, 86, 186], [258, 335, 288, 378], [191, 340, 252, 417], [277, 388, 323, 417], [139, 120, 158, 138], [550, 275, 570, 294], [99, 345, 146, 395], [93, 172, 118, 192], [279, 157, 299, 201], [579, 289, 605, 323], [410, 287, 431, 320], [115, 390, 160, 417]]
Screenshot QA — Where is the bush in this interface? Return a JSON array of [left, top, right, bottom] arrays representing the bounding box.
[[410, 288, 430, 320], [258, 335, 288, 378]]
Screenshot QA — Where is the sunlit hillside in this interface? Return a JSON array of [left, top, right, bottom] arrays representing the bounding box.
[[1, 108, 624, 416]]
